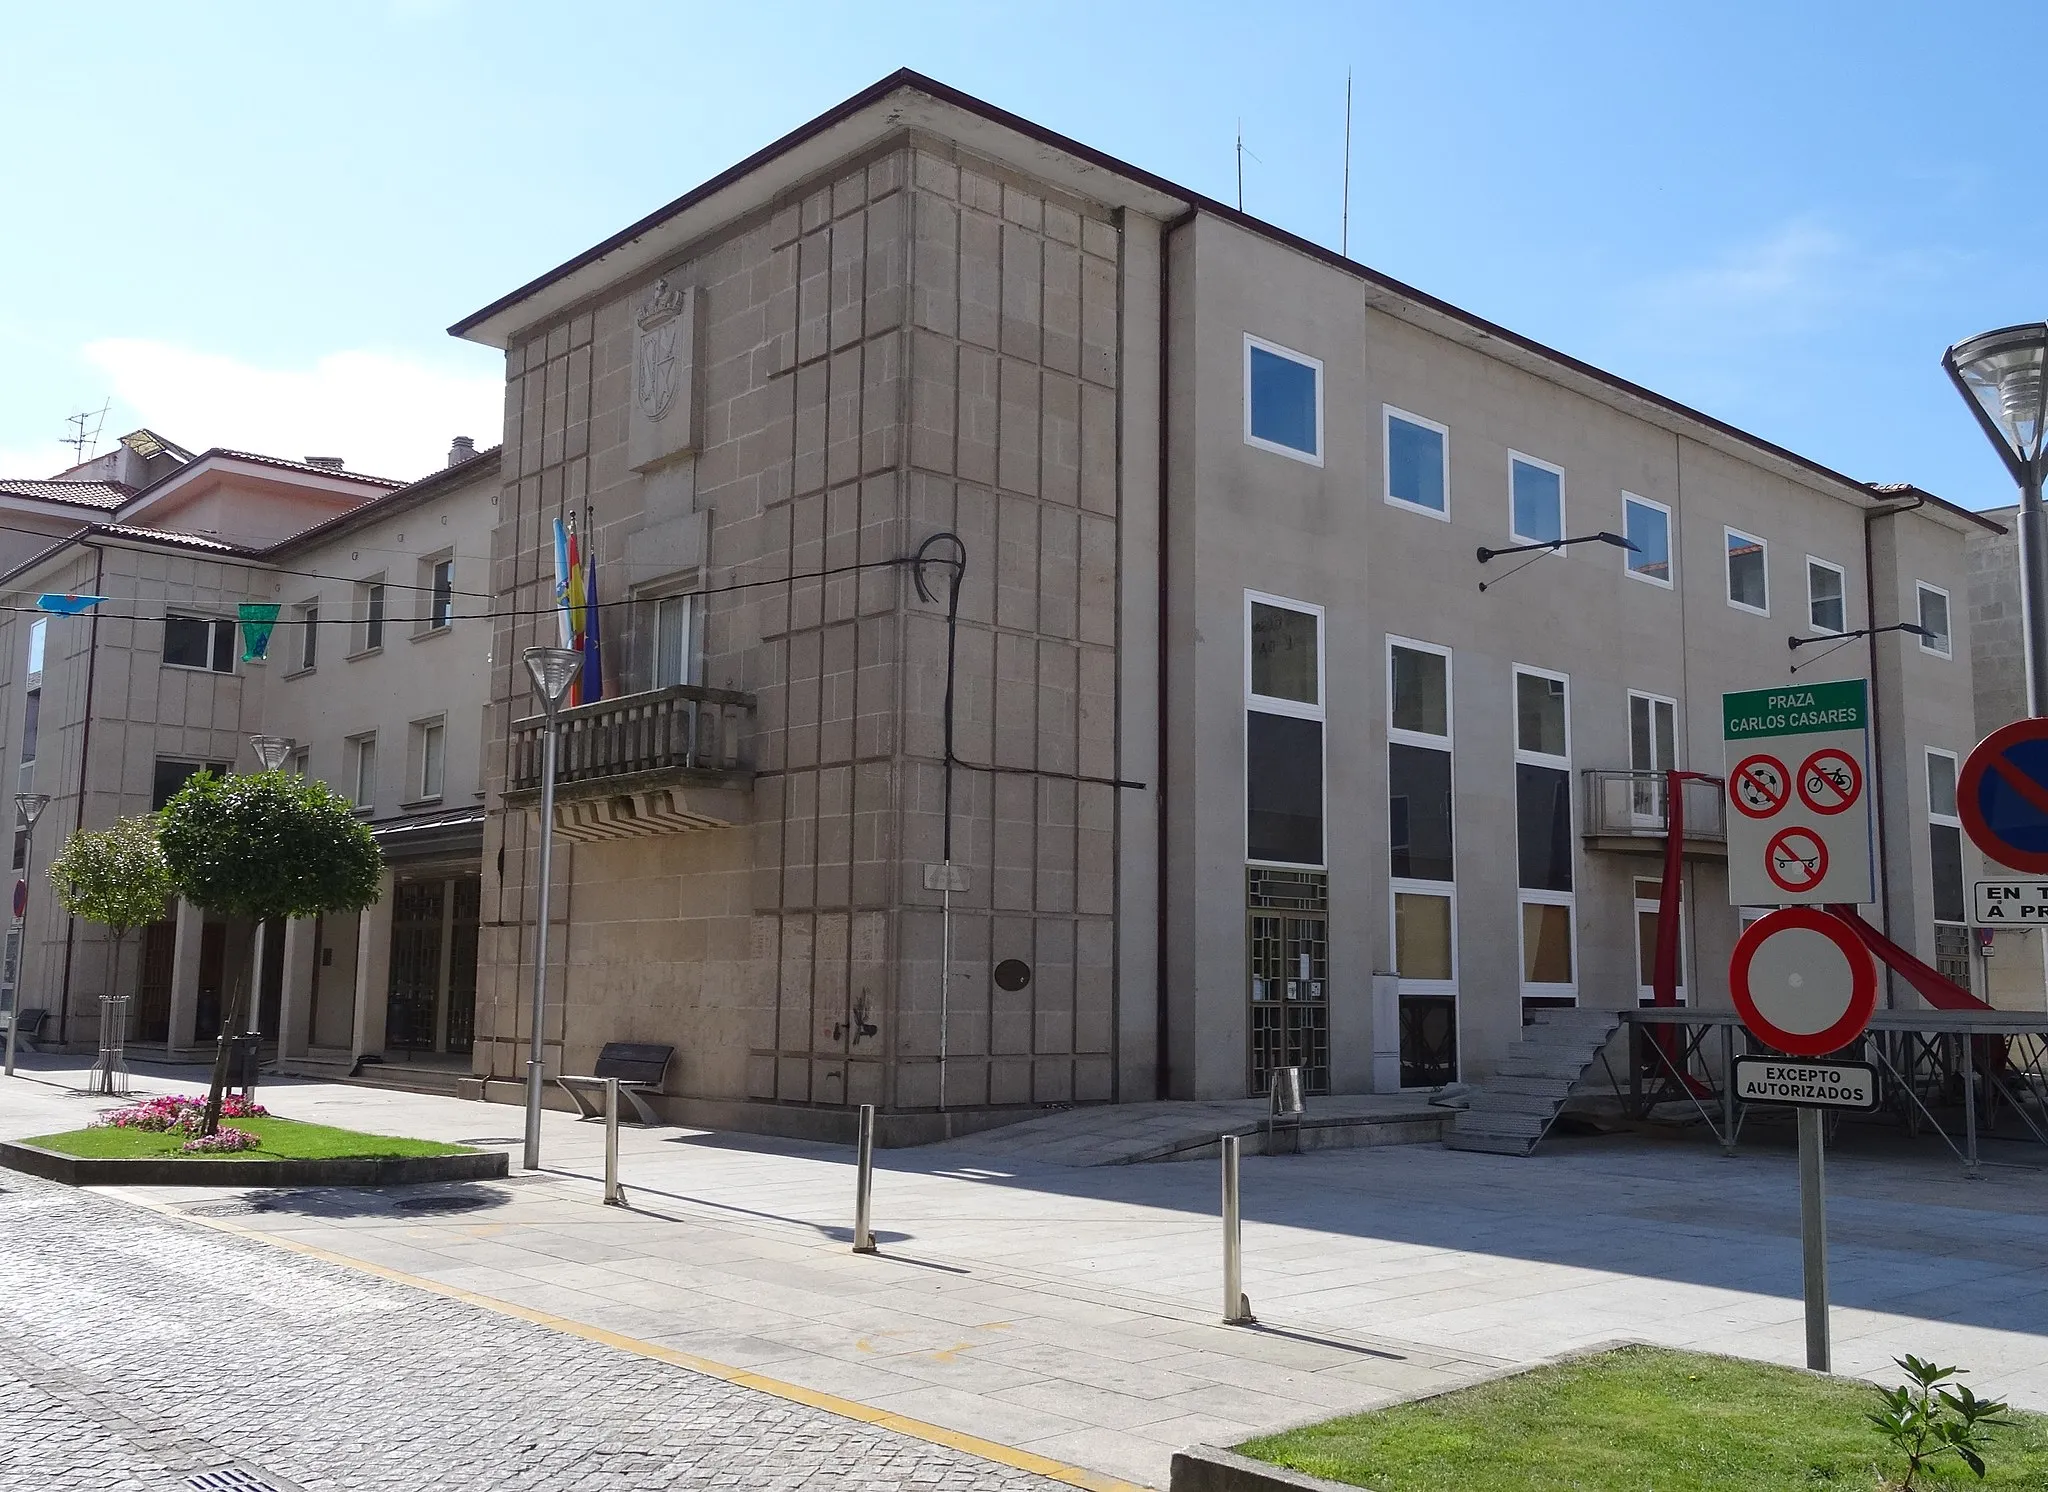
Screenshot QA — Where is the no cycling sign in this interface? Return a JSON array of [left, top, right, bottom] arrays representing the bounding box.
[[1724, 680, 1875, 907]]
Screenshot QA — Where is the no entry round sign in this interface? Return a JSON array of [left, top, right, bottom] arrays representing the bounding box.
[[1730, 907, 1877, 1057]]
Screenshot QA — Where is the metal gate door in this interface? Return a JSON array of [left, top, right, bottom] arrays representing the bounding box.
[[1247, 869, 1329, 1096]]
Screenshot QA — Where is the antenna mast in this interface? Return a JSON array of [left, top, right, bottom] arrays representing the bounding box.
[[62, 401, 110, 466], [1341, 70, 1353, 257], [1236, 118, 1244, 212]]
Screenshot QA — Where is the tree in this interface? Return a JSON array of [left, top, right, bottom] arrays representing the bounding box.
[[158, 770, 383, 1134], [48, 815, 177, 1087]]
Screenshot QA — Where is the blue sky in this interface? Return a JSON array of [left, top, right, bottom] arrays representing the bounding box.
[[1, 2, 2036, 504]]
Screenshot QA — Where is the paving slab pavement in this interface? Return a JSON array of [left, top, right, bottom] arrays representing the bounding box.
[[4, 1055, 2047, 1488]]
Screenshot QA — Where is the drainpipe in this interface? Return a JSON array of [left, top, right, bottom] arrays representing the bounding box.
[[1156, 206, 1197, 1101], [56, 540, 105, 1048], [1864, 493, 1925, 1009]]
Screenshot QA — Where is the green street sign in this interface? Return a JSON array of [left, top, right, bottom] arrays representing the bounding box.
[[1723, 680, 1867, 741]]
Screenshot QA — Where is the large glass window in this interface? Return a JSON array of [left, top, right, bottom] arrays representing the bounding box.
[[1918, 583, 1952, 658], [1514, 665, 1574, 1003], [350, 734, 377, 810], [1384, 408, 1448, 517], [1629, 691, 1677, 825], [151, 757, 229, 812], [296, 603, 319, 670], [1509, 454, 1563, 545], [1243, 335, 1322, 464], [1247, 714, 1323, 865], [26, 618, 45, 678], [1928, 748, 1965, 925], [354, 578, 386, 654], [430, 558, 455, 631], [163, 615, 234, 673], [1622, 494, 1671, 586], [1389, 637, 1456, 1082], [1246, 593, 1324, 866], [653, 594, 696, 688], [1726, 528, 1768, 614], [1807, 558, 1846, 633], [1634, 876, 1686, 1005]]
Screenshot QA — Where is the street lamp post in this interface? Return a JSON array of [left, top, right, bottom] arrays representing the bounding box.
[[242, 737, 294, 1056], [1945, 325, 2048, 716], [4, 793, 50, 1077], [521, 647, 581, 1172]]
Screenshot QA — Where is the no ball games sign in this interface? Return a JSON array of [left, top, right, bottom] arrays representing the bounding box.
[[1724, 680, 1874, 906]]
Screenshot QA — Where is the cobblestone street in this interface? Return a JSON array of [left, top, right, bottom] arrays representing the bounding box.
[[0, 1171, 1067, 1492]]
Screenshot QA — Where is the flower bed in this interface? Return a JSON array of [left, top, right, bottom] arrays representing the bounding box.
[[96, 1094, 268, 1134]]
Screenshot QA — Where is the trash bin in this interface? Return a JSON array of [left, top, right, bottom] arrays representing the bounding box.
[[226, 1033, 262, 1097]]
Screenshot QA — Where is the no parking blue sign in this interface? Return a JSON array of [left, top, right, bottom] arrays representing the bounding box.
[[1959, 719, 2048, 873]]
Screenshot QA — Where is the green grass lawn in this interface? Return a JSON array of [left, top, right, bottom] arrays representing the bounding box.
[[1237, 1346, 2048, 1491], [25, 1116, 474, 1161]]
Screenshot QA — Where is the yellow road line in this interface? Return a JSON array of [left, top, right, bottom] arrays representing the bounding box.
[[147, 1200, 1155, 1492]]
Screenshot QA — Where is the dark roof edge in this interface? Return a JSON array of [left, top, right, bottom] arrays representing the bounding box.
[[450, 66, 1985, 529], [266, 444, 501, 556]]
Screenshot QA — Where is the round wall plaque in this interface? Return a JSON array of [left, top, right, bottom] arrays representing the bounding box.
[[993, 958, 1032, 992]]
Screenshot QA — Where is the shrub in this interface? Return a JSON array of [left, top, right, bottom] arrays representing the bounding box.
[[180, 1126, 259, 1154], [1871, 1354, 2012, 1488], [95, 1094, 267, 1134]]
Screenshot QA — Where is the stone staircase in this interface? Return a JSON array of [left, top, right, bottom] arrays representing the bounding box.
[[1445, 1007, 1624, 1156]]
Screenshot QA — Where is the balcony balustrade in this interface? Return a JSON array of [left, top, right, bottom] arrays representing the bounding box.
[[1581, 769, 1726, 859], [506, 684, 755, 841]]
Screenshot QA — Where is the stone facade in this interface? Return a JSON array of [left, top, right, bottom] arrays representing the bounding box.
[[479, 143, 1129, 1119]]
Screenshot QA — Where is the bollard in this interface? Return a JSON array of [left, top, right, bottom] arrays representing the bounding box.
[[852, 1103, 877, 1254], [1221, 1134, 1254, 1324], [1797, 1107, 1829, 1372], [602, 1076, 626, 1208]]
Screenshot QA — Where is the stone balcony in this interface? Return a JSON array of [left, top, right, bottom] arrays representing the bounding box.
[[1580, 769, 1727, 860], [504, 684, 755, 842]]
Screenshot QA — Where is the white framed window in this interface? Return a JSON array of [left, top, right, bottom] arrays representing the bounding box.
[[1928, 747, 1965, 926], [1806, 557, 1846, 634], [353, 577, 386, 655], [1514, 664, 1575, 1004], [411, 717, 446, 802], [292, 601, 319, 671], [1634, 875, 1687, 1006], [653, 593, 698, 688], [1245, 591, 1325, 868], [1508, 452, 1564, 546], [1383, 407, 1448, 519], [1628, 690, 1678, 826], [416, 552, 455, 634], [1726, 527, 1769, 615], [1388, 636, 1456, 987], [1621, 494, 1672, 587], [1917, 582, 1952, 658], [288, 747, 309, 778], [163, 615, 235, 674], [348, 733, 377, 811], [1242, 334, 1323, 465], [26, 618, 45, 680]]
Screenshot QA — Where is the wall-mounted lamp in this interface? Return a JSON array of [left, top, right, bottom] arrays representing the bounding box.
[[1475, 531, 1638, 592], [1786, 621, 1930, 674]]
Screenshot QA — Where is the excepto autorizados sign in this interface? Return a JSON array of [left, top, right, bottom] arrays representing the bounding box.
[[1731, 1056, 1879, 1112]]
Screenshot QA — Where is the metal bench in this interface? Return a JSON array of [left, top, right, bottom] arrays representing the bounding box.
[[0, 1008, 49, 1051], [557, 1042, 673, 1125]]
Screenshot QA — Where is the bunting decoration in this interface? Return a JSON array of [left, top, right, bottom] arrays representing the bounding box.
[[237, 603, 281, 661], [34, 595, 103, 615]]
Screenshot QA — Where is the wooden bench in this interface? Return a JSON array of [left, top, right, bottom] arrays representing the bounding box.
[[557, 1042, 673, 1125], [0, 1008, 48, 1051]]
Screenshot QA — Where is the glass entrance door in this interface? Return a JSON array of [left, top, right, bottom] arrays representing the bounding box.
[[384, 874, 480, 1058]]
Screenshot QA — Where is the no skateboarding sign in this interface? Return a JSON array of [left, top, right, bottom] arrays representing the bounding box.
[[1724, 681, 1874, 906]]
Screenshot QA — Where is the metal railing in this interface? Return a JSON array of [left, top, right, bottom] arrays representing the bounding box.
[[509, 684, 754, 792], [1581, 769, 1726, 842]]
